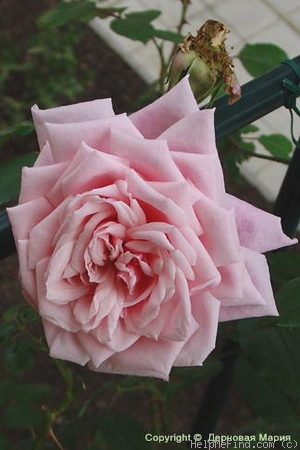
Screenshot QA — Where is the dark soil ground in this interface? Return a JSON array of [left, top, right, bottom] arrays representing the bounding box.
[[0, 0, 289, 447]]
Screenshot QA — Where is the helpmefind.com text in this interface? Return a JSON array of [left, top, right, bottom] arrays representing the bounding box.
[[144, 433, 297, 448]]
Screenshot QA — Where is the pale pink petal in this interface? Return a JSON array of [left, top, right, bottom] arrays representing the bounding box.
[[148, 181, 202, 234], [211, 262, 244, 301], [160, 269, 198, 341], [174, 292, 220, 366], [34, 142, 54, 167], [104, 321, 139, 352], [130, 76, 198, 138], [108, 129, 183, 181], [17, 240, 37, 308], [45, 114, 140, 163], [194, 197, 240, 267], [77, 331, 114, 367], [172, 152, 225, 201], [127, 170, 191, 229], [111, 198, 146, 228], [219, 248, 278, 321], [46, 239, 89, 304], [159, 109, 217, 154], [59, 144, 129, 198], [31, 99, 114, 149], [72, 272, 121, 331], [180, 227, 221, 292], [36, 257, 80, 332], [7, 197, 52, 241], [91, 336, 185, 380], [28, 202, 65, 269], [43, 320, 90, 365], [126, 257, 176, 332], [225, 194, 297, 252], [19, 162, 67, 204]]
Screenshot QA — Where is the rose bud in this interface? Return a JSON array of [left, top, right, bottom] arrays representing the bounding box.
[[168, 20, 241, 104]]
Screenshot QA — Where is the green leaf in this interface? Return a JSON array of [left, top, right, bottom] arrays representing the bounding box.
[[2, 404, 44, 429], [153, 29, 183, 43], [259, 134, 292, 159], [110, 10, 161, 43], [235, 355, 292, 422], [111, 17, 155, 43], [0, 152, 37, 206], [96, 6, 127, 19], [276, 277, 300, 328], [38, 1, 98, 28], [239, 43, 288, 77], [126, 10, 161, 22], [240, 124, 260, 134]]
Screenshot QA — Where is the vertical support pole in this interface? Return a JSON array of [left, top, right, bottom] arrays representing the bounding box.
[[272, 140, 300, 237]]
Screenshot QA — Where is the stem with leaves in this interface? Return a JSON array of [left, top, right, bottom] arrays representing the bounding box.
[[228, 136, 290, 165]]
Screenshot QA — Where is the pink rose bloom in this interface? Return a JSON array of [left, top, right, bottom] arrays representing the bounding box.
[[8, 78, 296, 380]]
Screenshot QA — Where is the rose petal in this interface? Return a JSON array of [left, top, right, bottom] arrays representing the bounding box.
[[77, 331, 114, 367], [174, 292, 220, 366], [91, 336, 185, 380], [130, 76, 198, 138], [45, 114, 140, 163], [219, 248, 278, 321], [34, 142, 54, 167], [31, 98, 114, 149], [225, 194, 297, 252], [19, 162, 67, 204], [108, 129, 183, 181], [36, 257, 81, 332], [194, 197, 241, 267], [7, 197, 53, 241], [211, 262, 244, 302], [172, 152, 224, 201], [159, 109, 217, 154], [127, 170, 192, 229], [43, 320, 89, 365], [17, 240, 37, 308]]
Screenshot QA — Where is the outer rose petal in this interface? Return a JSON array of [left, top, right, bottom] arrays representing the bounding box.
[[219, 249, 278, 321], [43, 320, 90, 366], [45, 114, 141, 163], [19, 162, 67, 204], [159, 109, 218, 155], [32, 98, 114, 148], [225, 194, 296, 252], [130, 76, 198, 138], [7, 197, 53, 241], [174, 292, 220, 366], [91, 337, 186, 380]]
